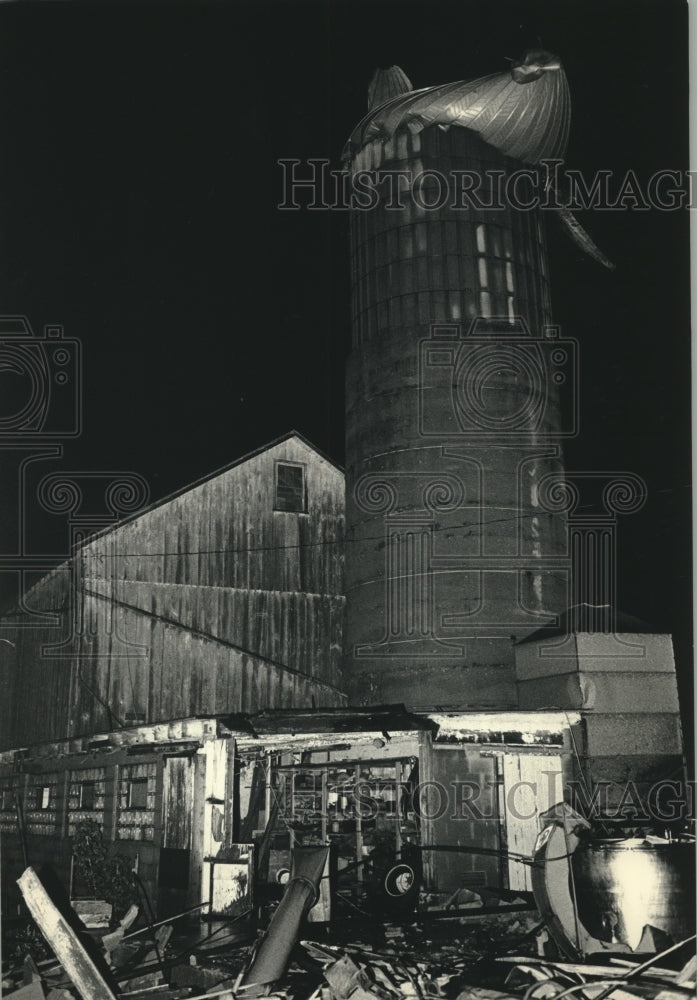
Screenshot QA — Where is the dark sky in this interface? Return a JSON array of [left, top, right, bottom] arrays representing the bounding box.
[[0, 1, 691, 742]]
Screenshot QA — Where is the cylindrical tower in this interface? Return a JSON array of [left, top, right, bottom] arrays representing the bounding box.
[[344, 55, 571, 709]]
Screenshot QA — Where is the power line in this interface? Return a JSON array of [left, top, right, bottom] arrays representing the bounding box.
[[79, 503, 612, 561]]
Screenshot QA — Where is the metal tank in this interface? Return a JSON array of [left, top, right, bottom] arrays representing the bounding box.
[[572, 838, 696, 950]]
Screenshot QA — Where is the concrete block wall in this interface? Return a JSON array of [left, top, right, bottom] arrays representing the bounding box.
[[514, 633, 686, 813]]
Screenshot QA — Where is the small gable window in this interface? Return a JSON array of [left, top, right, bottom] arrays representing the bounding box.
[[275, 462, 306, 513]]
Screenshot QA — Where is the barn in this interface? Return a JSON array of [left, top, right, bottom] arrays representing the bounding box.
[[0, 430, 346, 752]]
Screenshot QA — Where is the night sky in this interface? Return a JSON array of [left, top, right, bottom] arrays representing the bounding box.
[[0, 1, 691, 746]]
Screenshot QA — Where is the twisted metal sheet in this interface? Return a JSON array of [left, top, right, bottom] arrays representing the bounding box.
[[344, 61, 570, 167]]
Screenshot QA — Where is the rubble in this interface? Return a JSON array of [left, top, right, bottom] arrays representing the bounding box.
[[16, 867, 118, 1000], [4, 923, 695, 1000], [3, 857, 695, 1000], [101, 905, 140, 961]]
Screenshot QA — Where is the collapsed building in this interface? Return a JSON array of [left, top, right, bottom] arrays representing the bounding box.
[[0, 48, 692, 966]]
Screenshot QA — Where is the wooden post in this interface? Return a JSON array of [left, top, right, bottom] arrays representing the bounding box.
[[354, 765, 362, 882], [103, 763, 119, 842], [224, 737, 236, 849], [187, 750, 207, 911], [394, 761, 402, 856], [17, 866, 118, 1000], [56, 770, 70, 840], [13, 787, 29, 869], [320, 767, 328, 842]]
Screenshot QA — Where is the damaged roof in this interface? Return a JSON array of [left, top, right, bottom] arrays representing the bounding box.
[[241, 704, 436, 736], [344, 51, 570, 167]]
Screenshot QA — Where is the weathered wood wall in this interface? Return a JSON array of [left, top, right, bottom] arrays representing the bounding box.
[[86, 435, 344, 593], [0, 436, 346, 749]]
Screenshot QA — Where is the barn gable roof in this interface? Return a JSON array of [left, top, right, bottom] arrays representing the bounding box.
[[87, 429, 343, 545], [0, 431, 344, 618]]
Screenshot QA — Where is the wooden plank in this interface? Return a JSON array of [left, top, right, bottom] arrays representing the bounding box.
[[17, 866, 117, 1000], [676, 955, 697, 987], [162, 755, 194, 849], [3, 981, 46, 1000], [502, 753, 563, 892], [187, 750, 208, 910], [223, 738, 236, 850]]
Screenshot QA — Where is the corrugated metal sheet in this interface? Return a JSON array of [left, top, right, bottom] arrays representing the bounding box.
[[344, 56, 570, 167], [367, 66, 413, 110]]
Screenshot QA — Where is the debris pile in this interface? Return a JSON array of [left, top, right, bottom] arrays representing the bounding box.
[[301, 937, 697, 1000], [2, 864, 695, 1000]]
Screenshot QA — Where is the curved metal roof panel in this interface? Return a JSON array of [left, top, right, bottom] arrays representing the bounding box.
[[367, 65, 413, 110], [344, 59, 570, 167]]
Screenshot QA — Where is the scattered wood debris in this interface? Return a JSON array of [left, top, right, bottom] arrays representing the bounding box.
[[297, 933, 697, 1000], [16, 867, 118, 1000], [101, 905, 140, 962], [4, 864, 695, 1000]]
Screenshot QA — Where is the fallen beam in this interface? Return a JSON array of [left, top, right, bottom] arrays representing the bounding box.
[[17, 867, 118, 1000], [240, 845, 329, 994]]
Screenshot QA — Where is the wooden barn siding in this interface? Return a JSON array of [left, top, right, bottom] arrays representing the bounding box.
[[78, 439, 345, 690], [83, 439, 344, 595], [162, 756, 194, 850], [0, 440, 346, 749], [82, 579, 343, 684], [1, 579, 345, 749]]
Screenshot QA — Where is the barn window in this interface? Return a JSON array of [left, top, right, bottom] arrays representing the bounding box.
[[128, 779, 148, 809], [79, 781, 96, 810], [274, 463, 306, 513]]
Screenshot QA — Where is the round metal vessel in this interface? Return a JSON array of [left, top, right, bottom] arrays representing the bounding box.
[[571, 838, 696, 950]]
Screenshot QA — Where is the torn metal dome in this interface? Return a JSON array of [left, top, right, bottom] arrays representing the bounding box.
[[344, 51, 570, 168], [367, 65, 413, 111], [345, 54, 613, 270]]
